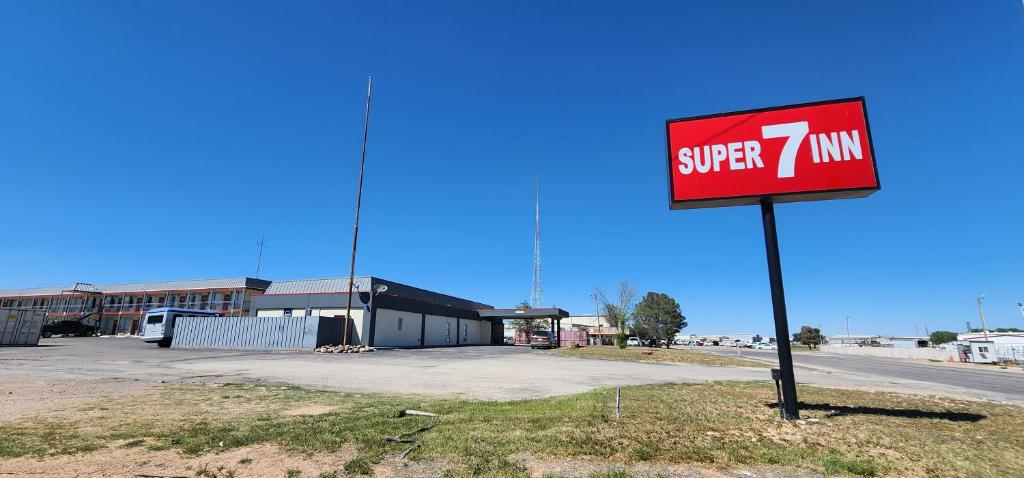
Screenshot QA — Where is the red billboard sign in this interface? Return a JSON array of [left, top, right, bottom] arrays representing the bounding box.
[[666, 97, 879, 210]]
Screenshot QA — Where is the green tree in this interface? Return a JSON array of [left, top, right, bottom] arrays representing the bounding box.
[[596, 281, 636, 349], [632, 292, 687, 348], [509, 318, 547, 338], [929, 330, 958, 345], [793, 326, 822, 349]]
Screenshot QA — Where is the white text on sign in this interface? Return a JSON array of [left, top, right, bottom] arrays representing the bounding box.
[[677, 121, 864, 179]]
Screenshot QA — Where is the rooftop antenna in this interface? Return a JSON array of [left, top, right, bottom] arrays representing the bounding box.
[[343, 76, 373, 347], [531, 177, 543, 307], [255, 234, 268, 278]]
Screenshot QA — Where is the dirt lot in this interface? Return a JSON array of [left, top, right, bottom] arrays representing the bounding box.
[[3, 337, 1020, 406], [3, 339, 1024, 477], [2, 382, 1022, 478]]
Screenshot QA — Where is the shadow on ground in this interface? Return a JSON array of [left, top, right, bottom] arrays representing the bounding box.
[[763, 402, 986, 422]]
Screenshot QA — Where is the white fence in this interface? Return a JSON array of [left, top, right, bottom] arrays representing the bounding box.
[[820, 345, 950, 361], [171, 315, 344, 351], [993, 345, 1024, 364]]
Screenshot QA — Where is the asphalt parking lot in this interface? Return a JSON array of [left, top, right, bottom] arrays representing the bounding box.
[[704, 346, 1024, 400], [2, 338, 1022, 411]]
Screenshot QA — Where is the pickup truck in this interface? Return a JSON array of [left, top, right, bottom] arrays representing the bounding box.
[[41, 320, 96, 338]]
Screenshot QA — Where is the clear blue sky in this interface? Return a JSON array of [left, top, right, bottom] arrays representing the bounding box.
[[1, 1, 1021, 337]]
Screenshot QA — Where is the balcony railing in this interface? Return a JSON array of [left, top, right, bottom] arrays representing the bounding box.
[[16, 300, 253, 316]]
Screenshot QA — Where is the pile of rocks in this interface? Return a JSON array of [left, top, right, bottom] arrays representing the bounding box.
[[315, 344, 376, 354]]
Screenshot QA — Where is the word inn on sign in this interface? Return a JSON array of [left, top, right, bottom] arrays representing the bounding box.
[[665, 97, 879, 209]]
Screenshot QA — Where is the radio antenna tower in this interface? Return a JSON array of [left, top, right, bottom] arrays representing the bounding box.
[[531, 178, 543, 307]]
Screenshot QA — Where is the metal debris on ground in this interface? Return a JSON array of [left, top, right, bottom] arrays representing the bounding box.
[[315, 344, 376, 354], [386, 410, 439, 459], [398, 409, 438, 417]]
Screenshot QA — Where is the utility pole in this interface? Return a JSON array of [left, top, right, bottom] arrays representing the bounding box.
[[845, 315, 851, 338], [255, 234, 268, 278], [343, 76, 373, 347], [976, 295, 989, 340]]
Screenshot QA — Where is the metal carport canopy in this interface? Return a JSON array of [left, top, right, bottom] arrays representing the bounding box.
[[476, 307, 569, 320], [477, 307, 570, 347]]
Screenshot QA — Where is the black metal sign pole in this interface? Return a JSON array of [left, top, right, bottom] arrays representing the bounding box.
[[760, 198, 800, 420]]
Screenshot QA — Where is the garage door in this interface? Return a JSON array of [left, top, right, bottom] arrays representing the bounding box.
[[424, 315, 455, 346], [459, 319, 479, 345], [373, 308, 423, 347], [477, 320, 492, 344]]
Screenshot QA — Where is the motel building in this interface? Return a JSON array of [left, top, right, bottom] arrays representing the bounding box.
[[0, 278, 271, 335], [0, 275, 575, 348]]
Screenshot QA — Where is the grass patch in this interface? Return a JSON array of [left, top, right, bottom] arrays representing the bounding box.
[[1, 382, 1022, 477], [342, 455, 372, 476], [550, 345, 769, 367]]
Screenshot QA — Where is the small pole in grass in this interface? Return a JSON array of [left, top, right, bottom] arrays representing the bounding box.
[[771, 368, 785, 420], [615, 387, 621, 418]]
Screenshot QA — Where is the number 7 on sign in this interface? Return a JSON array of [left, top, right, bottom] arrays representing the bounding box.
[[761, 121, 808, 179]]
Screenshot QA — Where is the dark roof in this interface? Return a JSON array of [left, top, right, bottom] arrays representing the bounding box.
[[477, 307, 570, 319], [261, 276, 493, 311]]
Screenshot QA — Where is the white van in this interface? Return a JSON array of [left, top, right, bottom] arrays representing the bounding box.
[[142, 307, 221, 347]]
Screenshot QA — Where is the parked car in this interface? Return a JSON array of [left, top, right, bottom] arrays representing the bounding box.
[[41, 320, 96, 338], [530, 331, 556, 349], [626, 336, 641, 347]]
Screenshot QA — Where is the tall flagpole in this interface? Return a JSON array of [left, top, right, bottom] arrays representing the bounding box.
[[344, 76, 373, 347]]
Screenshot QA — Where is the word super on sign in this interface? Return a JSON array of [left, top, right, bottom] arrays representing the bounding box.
[[665, 97, 879, 210]]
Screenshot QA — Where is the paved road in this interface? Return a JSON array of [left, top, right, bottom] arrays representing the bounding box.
[[704, 347, 1024, 400]]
